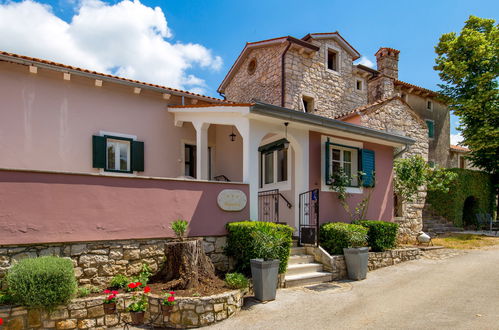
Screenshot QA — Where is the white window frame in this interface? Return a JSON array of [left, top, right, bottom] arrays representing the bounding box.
[[98, 131, 137, 176], [259, 138, 291, 191], [329, 145, 359, 187], [325, 47, 341, 74], [321, 136, 362, 193], [426, 99, 433, 111], [106, 138, 131, 172]]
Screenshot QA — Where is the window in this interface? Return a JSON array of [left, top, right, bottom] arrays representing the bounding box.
[[459, 156, 466, 169], [259, 139, 289, 187], [92, 135, 144, 173], [325, 140, 375, 188], [106, 138, 130, 172], [401, 93, 408, 102], [425, 120, 435, 139], [247, 58, 257, 75], [302, 95, 314, 112], [426, 99, 433, 111], [356, 79, 363, 91], [327, 49, 338, 71], [428, 160, 435, 168]]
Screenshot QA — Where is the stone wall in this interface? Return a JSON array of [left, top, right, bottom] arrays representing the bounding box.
[[0, 290, 245, 329], [0, 237, 230, 288], [223, 44, 285, 105], [360, 98, 429, 242], [284, 39, 367, 118], [310, 246, 421, 281]]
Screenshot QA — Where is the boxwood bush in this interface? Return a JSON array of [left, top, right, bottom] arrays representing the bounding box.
[[354, 220, 398, 252], [6, 256, 77, 311], [225, 221, 293, 274], [224, 272, 249, 289], [319, 222, 368, 255]]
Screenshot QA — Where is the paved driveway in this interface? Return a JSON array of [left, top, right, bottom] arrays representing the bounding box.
[[207, 247, 499, 330]]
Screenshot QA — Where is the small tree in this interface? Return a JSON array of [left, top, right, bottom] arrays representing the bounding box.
[[330, 169, 375, 221], [394, 155, 457, 203]]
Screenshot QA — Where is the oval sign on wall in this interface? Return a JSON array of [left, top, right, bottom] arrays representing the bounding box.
[[217, 189, 247, 212]]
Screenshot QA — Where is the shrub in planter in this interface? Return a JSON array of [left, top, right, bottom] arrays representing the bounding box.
[[6, 256, 77, 311], [319, 222, 368, 255], [225, 221, 293, 274], [354, 220, 399, 252], [225, 273, 249, 289], [109, 274, 131, 289]]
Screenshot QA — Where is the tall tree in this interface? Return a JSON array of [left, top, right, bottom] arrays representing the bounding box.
[[434, 15, 499, 175]]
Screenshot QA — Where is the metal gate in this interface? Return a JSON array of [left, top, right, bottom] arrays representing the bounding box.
[[258, 189, 279, 222], [299, 189, 320, 245]]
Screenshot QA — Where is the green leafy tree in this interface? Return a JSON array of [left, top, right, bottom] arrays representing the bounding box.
[[434, 15, 499, 174]]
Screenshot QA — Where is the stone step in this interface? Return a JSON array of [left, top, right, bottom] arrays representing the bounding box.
[[284, 271, 333, 288], [285, 263, 323, 276], [290, 247, 307, 255], [288, 254, 315, 265]]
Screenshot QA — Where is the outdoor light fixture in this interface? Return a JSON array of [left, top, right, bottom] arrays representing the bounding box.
[[229, 126, 236, 142], [283, 122, 290, 149]]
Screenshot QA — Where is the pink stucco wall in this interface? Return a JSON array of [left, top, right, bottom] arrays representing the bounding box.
[[0, 61, 242, 181], [0, 170, 249, 245], [308, 131, 394, 223]]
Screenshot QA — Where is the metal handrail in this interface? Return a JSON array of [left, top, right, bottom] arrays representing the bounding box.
[[279, 193, 293, 209]]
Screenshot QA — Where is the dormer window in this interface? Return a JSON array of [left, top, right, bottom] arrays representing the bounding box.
[[327, 49, 338, 71], [302, 95, 314, 113]]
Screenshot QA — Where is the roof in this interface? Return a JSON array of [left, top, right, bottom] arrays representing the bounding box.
[[302, 32, 361, 60], [375, 47, 400, 56], [336, 96, 426, 127], [218, 36, 319, 94], [169, 103, 253, 109], [450, 145, 470, 152], [0, 51, 227, 103], [394, 79, 439, 98]]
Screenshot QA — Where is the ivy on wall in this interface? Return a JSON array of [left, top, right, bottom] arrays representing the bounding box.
[[426, 169, 495, 227]]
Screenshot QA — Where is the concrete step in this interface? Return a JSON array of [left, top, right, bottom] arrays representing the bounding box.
[[290, 247, 306, 255], [284, 271, 333, 288], [288, 254, 315, 265], [285, 263, 323, 276]]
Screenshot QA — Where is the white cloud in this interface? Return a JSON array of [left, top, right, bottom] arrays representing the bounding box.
[[450, 133, 464, 145], [0, 0, 222, 93], [356, 56, 374, 68]]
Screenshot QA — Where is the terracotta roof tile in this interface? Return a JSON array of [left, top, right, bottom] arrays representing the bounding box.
[[169, 103, 254, 109], [450, 145, 470, 152], [394, 79, 438, 97], [0, 50, 227, 103]]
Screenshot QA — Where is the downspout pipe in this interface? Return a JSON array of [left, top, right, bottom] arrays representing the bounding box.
[[394, 144, 409, 158], [281, 41, 292, 107]]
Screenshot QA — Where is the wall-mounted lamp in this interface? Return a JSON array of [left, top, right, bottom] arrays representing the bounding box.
[[283, 122, 290, 149], [229, 126, 236, 142]]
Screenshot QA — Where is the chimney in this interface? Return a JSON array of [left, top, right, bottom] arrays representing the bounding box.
[[375, 47, 400, 80]]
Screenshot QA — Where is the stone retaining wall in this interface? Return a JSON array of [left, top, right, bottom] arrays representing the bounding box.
[[310, 247, 421, 280], [0, 237, 230, 288], [0, 290, 245, 329]]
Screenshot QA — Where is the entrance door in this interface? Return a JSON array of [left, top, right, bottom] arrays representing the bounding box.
[[299, 189, 320, 246]]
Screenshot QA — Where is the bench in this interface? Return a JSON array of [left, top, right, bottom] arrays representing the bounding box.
[[475, 213, 499, 234]]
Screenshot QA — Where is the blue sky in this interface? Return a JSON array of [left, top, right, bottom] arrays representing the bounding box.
[[1, 0, 498, 141]]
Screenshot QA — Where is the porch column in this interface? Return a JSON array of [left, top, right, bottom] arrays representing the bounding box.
[[193, 122, 210, 180]]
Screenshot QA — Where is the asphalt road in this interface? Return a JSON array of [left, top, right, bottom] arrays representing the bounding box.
[[207, 247, 499, 330]]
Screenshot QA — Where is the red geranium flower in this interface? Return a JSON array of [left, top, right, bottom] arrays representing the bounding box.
[[136, 282, 142, 287], [167, 296, 175, 302], [169, 291, 175, 295], [107, 295, 115, 300], [104, 289, 111, 294], [128, 283, 137, 289], [112, 290, 119, 294], [0, 317, 3, 325], [144, 286, 151, 293]]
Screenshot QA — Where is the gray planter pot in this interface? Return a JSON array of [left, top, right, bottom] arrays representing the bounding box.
[[343, 247, 369, 280], [250, 258, 280, 301]]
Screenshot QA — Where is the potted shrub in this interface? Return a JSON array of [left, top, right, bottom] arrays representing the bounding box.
[[250, 229, 287, 301], [320, 222, 369, 280], [102, 290, 119, 314], [161, 291, 176, 316], [127, 285, 150, 325]]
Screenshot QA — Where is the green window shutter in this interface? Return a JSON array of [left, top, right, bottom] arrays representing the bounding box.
[[426, 120, 434, 138], [325, 140, 331, 185], [131, 141, 144, 172], [360, 149, 375, 187], [92, 135, 106, 168]]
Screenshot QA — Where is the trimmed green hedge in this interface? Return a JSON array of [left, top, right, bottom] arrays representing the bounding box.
[[225, 221, 293, 274], [319, 222, 368, 255], [426, 169, 495, 227], [6, 256, 77, 311], [354, 220, 398, 252]]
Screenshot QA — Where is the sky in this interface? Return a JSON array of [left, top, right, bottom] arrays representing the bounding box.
[[0, 0, 497, 144]]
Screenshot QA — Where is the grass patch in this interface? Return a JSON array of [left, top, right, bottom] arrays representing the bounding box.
[[432, 234, 499, 249]]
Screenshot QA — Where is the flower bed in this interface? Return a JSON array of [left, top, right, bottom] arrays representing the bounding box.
[[0, 289, 245, 329]]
